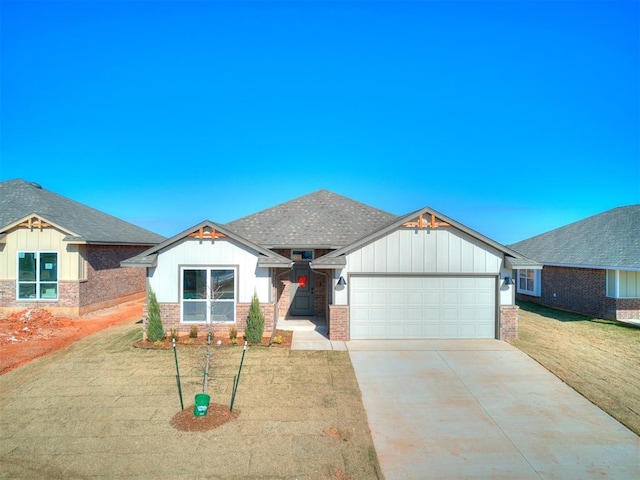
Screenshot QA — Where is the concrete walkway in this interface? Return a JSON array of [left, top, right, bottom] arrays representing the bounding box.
[[347, 339, 640, 480], [277, 317, 347, 350]]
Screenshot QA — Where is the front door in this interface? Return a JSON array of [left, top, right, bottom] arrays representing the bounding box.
[[290, 265, 314, 316]]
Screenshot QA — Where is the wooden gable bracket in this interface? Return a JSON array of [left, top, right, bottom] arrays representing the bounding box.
[[402, 214, 450, 229], [18, 216, 52, 230], [187, 227, 227, 241]]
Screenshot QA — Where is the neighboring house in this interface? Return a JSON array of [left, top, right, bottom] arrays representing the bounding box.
[[509, 205, 640, 322], [124, 190, 537, 341], [0, 179, 165, 316]]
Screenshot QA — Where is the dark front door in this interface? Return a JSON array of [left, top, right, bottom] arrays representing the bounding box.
[[290, 265, 314, 316]]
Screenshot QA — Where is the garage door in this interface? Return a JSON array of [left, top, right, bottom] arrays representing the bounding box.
[[350, 276, 496, 339]]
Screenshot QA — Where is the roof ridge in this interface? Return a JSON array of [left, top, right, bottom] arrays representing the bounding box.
[[226, 189, 394, 225], [224, 189, 397, 248]]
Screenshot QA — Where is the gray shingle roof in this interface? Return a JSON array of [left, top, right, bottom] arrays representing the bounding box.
[[313, 206, 540, 269], [509, 205, 640, 269], [121, 220, 292, 268], [225, 190, 399, 248], [0, 179, 165, 245]]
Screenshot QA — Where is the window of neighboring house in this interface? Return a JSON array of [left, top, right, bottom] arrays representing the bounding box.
[[17, 252, 58, 300], [607, 270, 640, 298], [181, 267, 236, 323], [517, 269, 541, 296]]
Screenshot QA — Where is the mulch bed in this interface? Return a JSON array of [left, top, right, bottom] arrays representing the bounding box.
[[171, 403, 240, 431], [133, 329, 292, 349]]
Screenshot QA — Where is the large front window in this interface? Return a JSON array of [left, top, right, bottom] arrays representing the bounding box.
[[182, 267, 236, 322], [18, 252, 58, 300]]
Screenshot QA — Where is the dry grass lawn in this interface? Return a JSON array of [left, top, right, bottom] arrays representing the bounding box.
[[0, 323, 382, 479], [509, 301, 640, 436]]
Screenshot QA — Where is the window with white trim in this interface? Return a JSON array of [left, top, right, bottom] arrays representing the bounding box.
[[181, 267, 236, 323], [17, 252, 59, 300], [517, 269, 541, 296]]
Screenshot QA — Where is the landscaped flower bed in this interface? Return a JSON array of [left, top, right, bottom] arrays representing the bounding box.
[[133, 329, 292, 349]]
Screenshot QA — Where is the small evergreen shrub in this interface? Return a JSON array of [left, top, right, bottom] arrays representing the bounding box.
[[245, 291, 264, 344], [272, 335, 283, 345], [146, 288, 165, 342]]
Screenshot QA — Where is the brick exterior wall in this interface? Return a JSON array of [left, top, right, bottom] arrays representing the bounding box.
[[313, 272, 327, 318], [79, 245, 148, 313], [614, 298, 640, 321], [142, 300, 276, 340], [328, 304, 349, 341], [0, 280, 82, 316], [516, 266, 640, 321], [499, 305, 519, 341], [0, 245, 148, 316], [274, 266, 292, 319], [313, 249, 332, 318]]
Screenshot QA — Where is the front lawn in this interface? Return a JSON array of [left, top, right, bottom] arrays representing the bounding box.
[[509, 301, 640, 436]]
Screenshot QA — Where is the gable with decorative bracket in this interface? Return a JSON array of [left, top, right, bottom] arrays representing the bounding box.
[[17, 215, 53, 230], [187, 226, 227, 241], [402, 214, 450, 229]]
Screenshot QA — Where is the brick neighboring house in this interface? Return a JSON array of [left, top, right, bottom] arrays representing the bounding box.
[[509, 205, 640, 322], [0, 179, 165, 316], [124, 190, 538, 341]]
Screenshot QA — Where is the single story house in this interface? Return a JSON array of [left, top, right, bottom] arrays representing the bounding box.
[[509, 205, 640, 322], [123, 190, 538, 341], [0, 179, 165, 316]]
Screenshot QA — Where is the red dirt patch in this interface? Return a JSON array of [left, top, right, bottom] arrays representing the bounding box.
[[0, 301, 143, 375], [324, 426, 341, 438], [170, 403, 240, 431]]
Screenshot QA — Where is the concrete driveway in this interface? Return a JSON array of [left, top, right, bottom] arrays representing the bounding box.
[[347, 339, 640, 480]]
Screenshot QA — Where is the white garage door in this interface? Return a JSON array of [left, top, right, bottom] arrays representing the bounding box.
[[350, 276, 496, 339]]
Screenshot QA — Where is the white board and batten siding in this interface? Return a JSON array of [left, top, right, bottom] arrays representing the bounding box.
[[345, 228, 503, 275], [339, 227, 506, 339], [149, 237, 271, 303]]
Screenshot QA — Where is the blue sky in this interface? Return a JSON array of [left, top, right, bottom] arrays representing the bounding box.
[[1, 0, 638, 244]]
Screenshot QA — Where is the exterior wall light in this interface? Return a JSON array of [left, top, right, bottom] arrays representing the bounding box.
[[337, 276, 347, 286], [503, 276, 514, 286]]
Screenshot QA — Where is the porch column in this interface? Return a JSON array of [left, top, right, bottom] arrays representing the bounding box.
[[328, 304, 349, 341]]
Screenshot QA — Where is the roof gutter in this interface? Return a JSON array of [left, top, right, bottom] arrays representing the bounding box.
[[540, 263, 640, 272]]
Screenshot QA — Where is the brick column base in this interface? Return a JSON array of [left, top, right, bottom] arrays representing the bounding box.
[[500, 305, 519, 341], [328, 304, 349, 341]]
